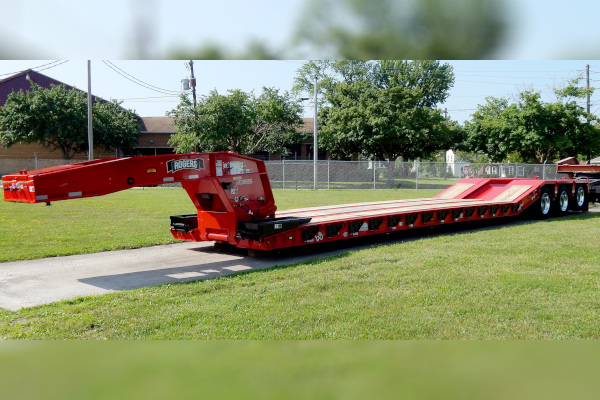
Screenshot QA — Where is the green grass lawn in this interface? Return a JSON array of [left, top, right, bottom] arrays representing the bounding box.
[[3, 341, 599, 400], [1, 184, 600, 339]]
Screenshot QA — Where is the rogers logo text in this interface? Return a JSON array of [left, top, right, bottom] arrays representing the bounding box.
[[166, 158, 205, 173]]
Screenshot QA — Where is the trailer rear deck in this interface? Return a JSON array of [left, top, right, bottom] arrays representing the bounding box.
[[225, 177, 588, 251]]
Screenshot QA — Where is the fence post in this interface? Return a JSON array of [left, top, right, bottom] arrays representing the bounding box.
[[282, 159, 286, 190], [327, 160, 330, 190], [34, 152, 38, 170], [373, 161, 376, 190], [415, 160, 419, 191], [542, 160, 546, 180]]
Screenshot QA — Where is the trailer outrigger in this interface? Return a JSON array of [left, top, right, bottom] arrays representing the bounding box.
[[2, 152, 592, 253]]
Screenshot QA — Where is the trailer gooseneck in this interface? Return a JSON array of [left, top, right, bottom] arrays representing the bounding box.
[[2, 152, 592, 252]]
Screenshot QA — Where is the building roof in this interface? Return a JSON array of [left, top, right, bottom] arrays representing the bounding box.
[[138, 117, 312, 134], [300, 118, 314, 133], [138, 117, 176, 132], [0, 68, 110, 107], [0, 69, 79, 106]]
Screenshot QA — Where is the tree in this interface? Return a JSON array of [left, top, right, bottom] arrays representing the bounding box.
[[292, 0, 506, 59], [169, 0, 507, 60], [294, 60, 462, 185], [0, 83, 140, 159], [464, 84, 600, 163], [250, 87, 305, 155], [93, 100, 143, 155], [168, 87, 304, 156]]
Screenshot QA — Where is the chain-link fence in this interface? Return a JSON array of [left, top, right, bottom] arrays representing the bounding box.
[[2, 156, 561, 191], [265, 160, 561, 190], [0, 157, 82, 177]]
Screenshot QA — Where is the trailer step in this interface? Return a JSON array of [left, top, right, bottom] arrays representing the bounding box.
[[237, 217, 312, 240], [170, 214, 198, 233]]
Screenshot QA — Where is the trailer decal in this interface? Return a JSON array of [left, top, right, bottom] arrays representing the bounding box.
[[166, 158, 205, 173]]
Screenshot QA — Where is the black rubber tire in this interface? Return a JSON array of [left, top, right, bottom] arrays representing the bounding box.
[[535, 187, 552, 219], [555, 186, 569, 216], [570, 185, 588, 212]]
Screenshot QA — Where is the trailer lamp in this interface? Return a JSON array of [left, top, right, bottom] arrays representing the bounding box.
[[146, 168, 157, 174]]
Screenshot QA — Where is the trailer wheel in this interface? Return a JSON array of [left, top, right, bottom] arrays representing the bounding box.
[[570, 185, 588, 212], [535, 187, 552, 219], [555, 186, 569, 216]]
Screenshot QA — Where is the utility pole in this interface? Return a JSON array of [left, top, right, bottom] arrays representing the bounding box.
[[586, 64, 591, 161], [189, 60, 198, 152], [189, 60, 197, 108], [87, 60, 93, 161], [313, 75, 318, 190]]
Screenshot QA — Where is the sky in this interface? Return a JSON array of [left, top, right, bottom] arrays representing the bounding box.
[[1, 0, 599, 124], [1, 0, 600, 59], [1, 60, 597, 124]]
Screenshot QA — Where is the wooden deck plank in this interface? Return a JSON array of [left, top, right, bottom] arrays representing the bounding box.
[[436, 183, 475, 199], [276, 198, 477, 219], [492, 185, 532, 202], [275, 197, 515, 224], [308, 199, 498, 224]]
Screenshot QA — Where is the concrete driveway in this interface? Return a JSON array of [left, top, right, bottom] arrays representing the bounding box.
[[0, 241, 335, 311]]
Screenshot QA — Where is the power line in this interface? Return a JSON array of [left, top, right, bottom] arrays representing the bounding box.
[[103, 60, 180, 95], [36, 60, 70, 72], [113, 95, 181, 101], [455, 79, 550, 86], [102, 60, 181, 95], [0, 60, 68, 77], [120, 99, 181, 103]]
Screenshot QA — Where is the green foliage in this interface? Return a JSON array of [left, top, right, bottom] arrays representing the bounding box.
[[553, 77, 594, 100], [169, 39, 281, 60], [453, 151, 491, 164], [293, 0, 506, 59], [465, 89, 600, 163], [295, 60, 462, 162], [93, 100, 142, 154], [168, 88, 304, 155], [0, 83, 140, 159], [252, 87, 306, 155]]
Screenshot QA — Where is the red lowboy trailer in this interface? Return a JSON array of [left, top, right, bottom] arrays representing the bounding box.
[[2, 152, 592, 253]]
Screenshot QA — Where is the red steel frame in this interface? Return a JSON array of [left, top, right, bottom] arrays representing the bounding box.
[[2, 152, 590, 252]]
